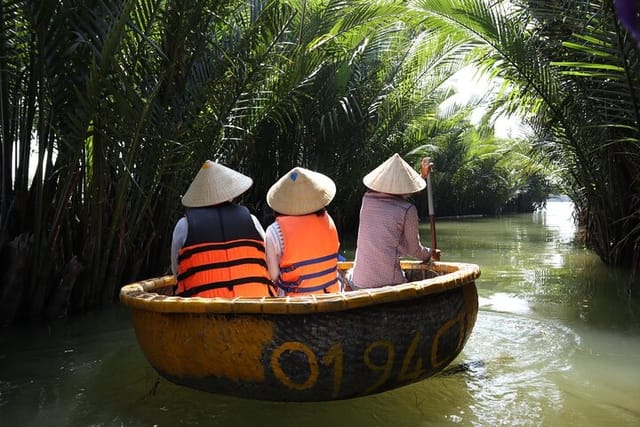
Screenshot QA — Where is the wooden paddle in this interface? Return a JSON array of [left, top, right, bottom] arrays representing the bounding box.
[[423, 157, 439, 261]]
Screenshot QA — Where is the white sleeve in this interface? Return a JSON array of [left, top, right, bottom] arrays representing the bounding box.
[[264, 222, 283, 282], [251, 214, 266, 240], [170, 217, 188, 275]]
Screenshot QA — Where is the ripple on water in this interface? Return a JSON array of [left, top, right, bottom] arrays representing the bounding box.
[[0, 380, 19, 408], [424, 311, 581, 426]]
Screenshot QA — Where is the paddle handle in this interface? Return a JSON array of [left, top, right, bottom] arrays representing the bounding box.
[[427, 174, 437, 251], [423, 157, 438, 256]]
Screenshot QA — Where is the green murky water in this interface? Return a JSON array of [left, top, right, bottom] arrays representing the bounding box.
[[2, 197, 639, 426]]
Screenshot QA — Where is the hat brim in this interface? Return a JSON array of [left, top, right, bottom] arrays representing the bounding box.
[[363, 153, 425, 194], [267, 168, 336, 215], [182, 161, 253, 207]]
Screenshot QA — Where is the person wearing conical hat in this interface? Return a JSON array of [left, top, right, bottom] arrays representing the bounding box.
[[350, 153, 440, 289], [170, 160, 272, 298], [264, 167, 342, 296]]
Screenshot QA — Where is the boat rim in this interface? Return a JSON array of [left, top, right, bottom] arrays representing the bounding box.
[[119, 260, 480, 315]]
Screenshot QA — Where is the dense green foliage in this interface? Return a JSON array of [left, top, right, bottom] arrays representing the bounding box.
[[416, 0, 640, 268], [2, 0, 635, 324], [419, 127, 554, 217]]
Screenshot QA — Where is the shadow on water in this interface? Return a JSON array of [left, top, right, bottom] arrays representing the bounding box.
[[2, 197, 640, 426]]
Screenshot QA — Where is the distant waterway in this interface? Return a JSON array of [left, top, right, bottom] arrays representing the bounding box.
[[1, 196, 639, 426]]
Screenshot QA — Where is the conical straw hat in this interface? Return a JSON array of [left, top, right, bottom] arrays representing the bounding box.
[[267, 167, 336, 215], [362, 153, 425, 195], [181, 160, 253, 207]]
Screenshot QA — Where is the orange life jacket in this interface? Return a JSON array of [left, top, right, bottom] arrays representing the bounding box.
[[176, 203, 272, 298], [275, 211, 340, 295]]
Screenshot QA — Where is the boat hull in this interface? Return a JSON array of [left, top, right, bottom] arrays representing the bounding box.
[[120, 261, 479, 401]]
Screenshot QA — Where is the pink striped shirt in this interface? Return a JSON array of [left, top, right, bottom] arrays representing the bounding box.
[[351, 191, 432, 288]]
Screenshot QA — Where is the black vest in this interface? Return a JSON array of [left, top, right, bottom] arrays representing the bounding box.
[[184, 203, 262, 245]]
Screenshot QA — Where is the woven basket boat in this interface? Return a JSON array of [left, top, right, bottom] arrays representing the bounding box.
[[119, 260, 480, 402]]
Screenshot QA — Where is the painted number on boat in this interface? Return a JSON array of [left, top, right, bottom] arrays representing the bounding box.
[[269, 310, 467, 398]]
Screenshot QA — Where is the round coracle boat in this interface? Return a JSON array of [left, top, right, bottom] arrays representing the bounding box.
[[119, 260, 480, 402]]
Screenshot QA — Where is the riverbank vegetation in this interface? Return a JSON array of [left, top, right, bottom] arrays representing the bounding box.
[[1, 0, 637, 324]]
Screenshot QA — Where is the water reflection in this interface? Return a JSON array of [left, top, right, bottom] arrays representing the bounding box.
[[480, 292, 531, 315], [532, 195, 577, 244], [2, 198, 640, 426]]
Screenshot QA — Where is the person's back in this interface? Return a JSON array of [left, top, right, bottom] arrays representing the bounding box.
[[171, 160, 272, 298], [274, 211, 340, 294], [351, 154, 438, 289], [265, 167, 341, 295], [352, 191, 416, 287], [176, 203, 271, 297]]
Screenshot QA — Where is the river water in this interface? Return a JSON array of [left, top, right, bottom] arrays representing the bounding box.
[[1, 197, 639, 426]]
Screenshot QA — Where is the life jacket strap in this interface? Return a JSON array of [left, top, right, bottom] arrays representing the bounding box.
[[280, 252, 338, 273], [275, 276, 338, 294], [177, 258, 267, 282], [177, 276, 273, 297], [178, 240, 266, 263]]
